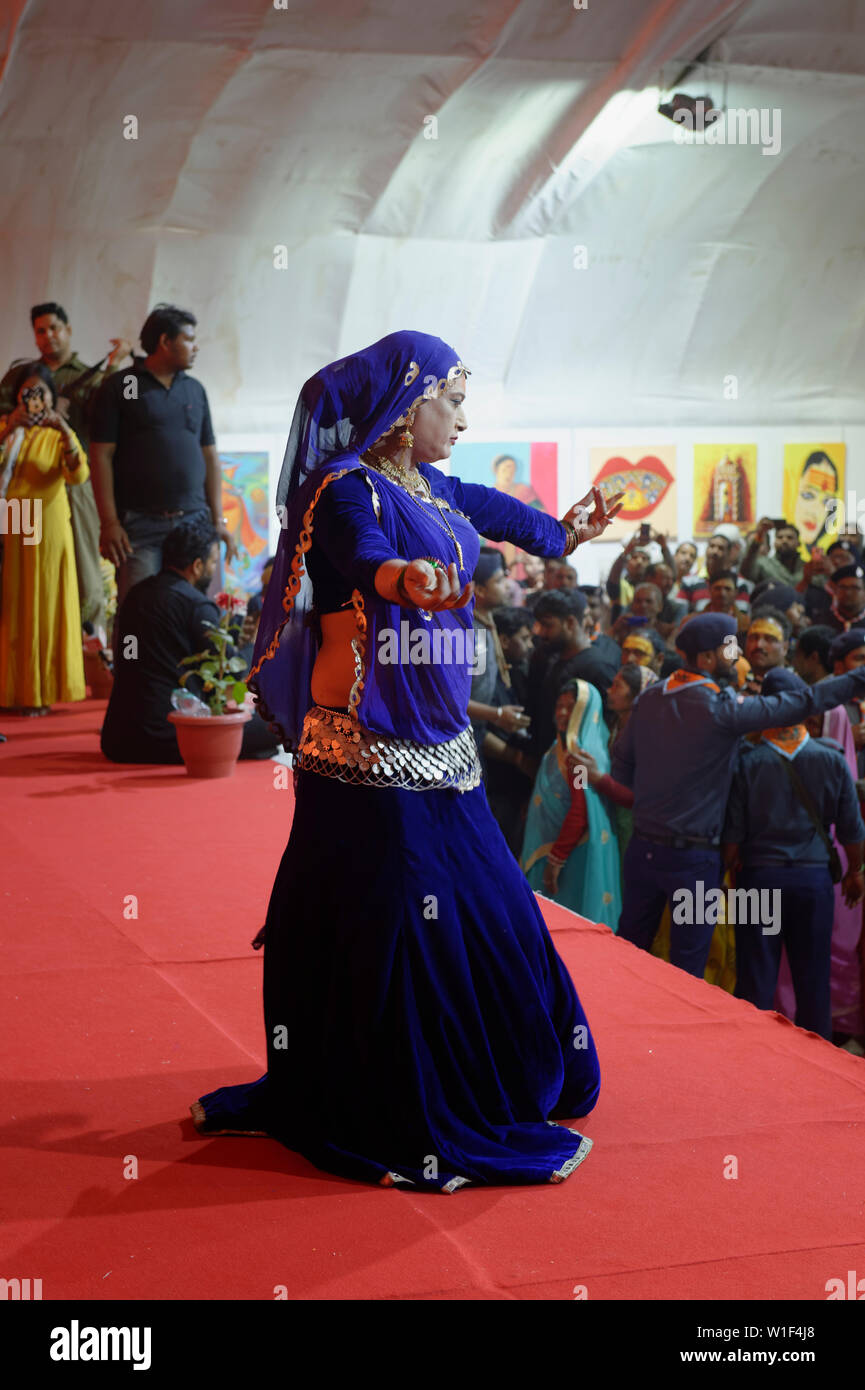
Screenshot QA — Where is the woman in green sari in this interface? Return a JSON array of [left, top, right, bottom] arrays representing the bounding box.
[[521, 679, 621, 929]]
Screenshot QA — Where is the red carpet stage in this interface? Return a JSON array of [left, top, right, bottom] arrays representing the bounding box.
[[2, 701, 865, 1302]]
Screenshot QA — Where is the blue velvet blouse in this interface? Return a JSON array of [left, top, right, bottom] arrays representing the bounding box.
[[298, 460, 567, 743]]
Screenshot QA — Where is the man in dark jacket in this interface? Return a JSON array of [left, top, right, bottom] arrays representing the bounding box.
[[722, 665, 864, 1038], [612, 612, 865, 977]]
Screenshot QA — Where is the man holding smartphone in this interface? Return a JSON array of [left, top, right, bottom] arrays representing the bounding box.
[[740, 517, 805, 587]]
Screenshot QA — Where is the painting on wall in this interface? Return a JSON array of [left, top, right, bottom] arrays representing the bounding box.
[[220, 451, 271, 598], [450, 440, 558, 566], [588, 446, 676, 543], [782, 443, 846, 555], [692, 445, 757, 538]]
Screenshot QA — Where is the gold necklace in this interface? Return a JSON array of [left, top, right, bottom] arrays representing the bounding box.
[[362, 452, 466, 573]]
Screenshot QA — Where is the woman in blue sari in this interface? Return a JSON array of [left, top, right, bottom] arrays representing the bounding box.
[[191, 332, 622, 1191], [521, 680, 622, 929]]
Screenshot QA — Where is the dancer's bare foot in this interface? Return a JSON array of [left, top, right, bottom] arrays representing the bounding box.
[[189, 1102, 267, 1136]]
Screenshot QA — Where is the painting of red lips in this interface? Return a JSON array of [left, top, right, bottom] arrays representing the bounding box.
[[589, 447, 677, 542]]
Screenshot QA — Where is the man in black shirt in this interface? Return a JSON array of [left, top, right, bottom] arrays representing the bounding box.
[[101, 518, 276, 764], [823, 564, 865, 635], [90, 303, 237, 609], [526, 589, 620, 757]]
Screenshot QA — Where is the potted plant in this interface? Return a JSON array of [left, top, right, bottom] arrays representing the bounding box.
[[167, 593, 252, 778]]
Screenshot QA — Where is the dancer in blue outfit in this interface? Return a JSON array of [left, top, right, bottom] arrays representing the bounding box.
[[191, 331, 622, 1191]]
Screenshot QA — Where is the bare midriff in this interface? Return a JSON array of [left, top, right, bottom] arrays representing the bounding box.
[[310, 610, 360, 708]]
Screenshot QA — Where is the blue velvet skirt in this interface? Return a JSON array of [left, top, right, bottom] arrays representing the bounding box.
[[194, 768, 600, 1191]]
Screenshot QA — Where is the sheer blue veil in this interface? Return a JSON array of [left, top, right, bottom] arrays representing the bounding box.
[[249, 331, 468, 748]]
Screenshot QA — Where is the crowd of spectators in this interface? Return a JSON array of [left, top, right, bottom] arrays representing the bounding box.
[[470, 520, 865, 1053]]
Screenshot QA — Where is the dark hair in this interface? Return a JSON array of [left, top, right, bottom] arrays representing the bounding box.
[[710, 569, 737, 585], [12, 359, 57, 405], [827, 539, 862, 560], [493, 606, 532, 638], [30, 301, 68, 326], [750, 578, 772, 605], [162, 516, 218, 572], [795, 624, 835, 670], [140, 302, 197, 354], [748, 605, 791, 641], [659, 652, 684, 679], [646, 562, 672, 579], [776, 522, 799, 538], [534, 589, 587, 621], [616, 662, 647, 700]]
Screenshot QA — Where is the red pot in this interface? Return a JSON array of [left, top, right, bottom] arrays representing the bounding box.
[[168, 709, 252, 779]]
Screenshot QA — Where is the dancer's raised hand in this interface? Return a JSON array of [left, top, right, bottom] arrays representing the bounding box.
[[563, 487, 625, 543]]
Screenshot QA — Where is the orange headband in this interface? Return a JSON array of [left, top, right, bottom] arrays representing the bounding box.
[[623, 635, 654, 660], [749, 619, 784, 641], [803, 467, 835, 493]]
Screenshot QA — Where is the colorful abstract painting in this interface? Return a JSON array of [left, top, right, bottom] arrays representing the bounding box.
[[588, 446, 677, 543], [693, 445, 757, 538], [220, 451, 271, 598]]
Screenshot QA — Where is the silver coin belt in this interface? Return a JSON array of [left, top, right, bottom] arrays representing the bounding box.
[[297, 706, 482, 793]]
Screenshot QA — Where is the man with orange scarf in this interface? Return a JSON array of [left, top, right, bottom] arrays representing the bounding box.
[[722, 666, 865, 1038], [612, 612, 865, 978]]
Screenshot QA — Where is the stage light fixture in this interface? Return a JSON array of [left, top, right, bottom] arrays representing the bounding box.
[[657, 93, 722, 133]]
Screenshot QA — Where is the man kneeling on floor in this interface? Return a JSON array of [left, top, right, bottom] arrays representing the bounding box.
[[101, 517, 278, 764]]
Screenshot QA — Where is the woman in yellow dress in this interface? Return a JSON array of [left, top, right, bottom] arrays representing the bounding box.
[[0, 362, 89, 713]]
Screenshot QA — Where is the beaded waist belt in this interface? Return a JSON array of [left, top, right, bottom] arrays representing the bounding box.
[[297, 706, 482, 792]]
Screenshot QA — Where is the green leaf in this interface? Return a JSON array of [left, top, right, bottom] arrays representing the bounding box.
[[227, 657, 247, 673], [232, 681, 248, 703]]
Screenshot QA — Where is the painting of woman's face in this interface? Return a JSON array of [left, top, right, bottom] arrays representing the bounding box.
[[794, 462, 837, 545], [494, 456, 518, 488]]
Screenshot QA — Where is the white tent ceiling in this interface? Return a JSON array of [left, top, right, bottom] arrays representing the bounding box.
[[2, 0, 865, 432]]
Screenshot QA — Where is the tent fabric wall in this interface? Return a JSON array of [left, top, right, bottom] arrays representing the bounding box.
[[1, 0, 864, 441]]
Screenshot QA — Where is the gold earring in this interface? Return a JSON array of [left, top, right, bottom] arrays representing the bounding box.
[[398, 410, 416, 450]]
